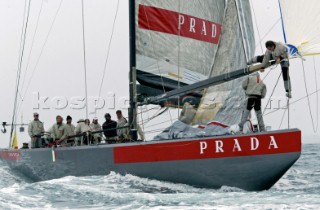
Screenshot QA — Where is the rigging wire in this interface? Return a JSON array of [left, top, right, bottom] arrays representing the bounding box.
[[249, 0, 264, 54], [235, 0, 249, 62], [235, 0, 251, 127], [193, 0, 229, 127], [256, 19, 280, 49], [301, 59, 318, 133], [10, 0, 32, 147], [140, 0, 174, 124], [139, 107, 169, 126], [278, 106, 287, 129], [81, 0, 89, 119], [312, 56, 319, 131], [14, 0, 28, 104], [17, 0, 64, 114], [16, 0, 27, 104], [137, 106, 161, 115], [143, 118, 179, 129], [261, 66, 273, 81], [144, 128, 169, 134], [177, 0, 181, 118], [264, 88, 320, 117], [13, 0, 28, 104], [19, 0, 45, 102], [17, 0, 28, 72], [140, 1, 167, 95], [262, 71, 282, 115], [97, 0, 120, 100]]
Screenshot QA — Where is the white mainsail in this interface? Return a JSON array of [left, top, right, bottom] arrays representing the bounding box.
[[279, 0, 320, 56], [135, 0, 225, 89], [136, 0, 255, 136]]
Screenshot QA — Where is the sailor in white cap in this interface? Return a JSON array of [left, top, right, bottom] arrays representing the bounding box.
[[75, 118, 91, 145], [90, 117, 102, 143], [28, 112, 44, 148]]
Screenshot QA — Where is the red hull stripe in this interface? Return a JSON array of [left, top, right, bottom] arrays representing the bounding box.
[[138, 5, 222, 44], [0, 151, 21, 161], [114, 131, 301, 164]]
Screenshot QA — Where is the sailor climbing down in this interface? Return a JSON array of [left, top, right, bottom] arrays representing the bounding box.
[[239, 72, 266, 132], [247, 40, 292, 98]]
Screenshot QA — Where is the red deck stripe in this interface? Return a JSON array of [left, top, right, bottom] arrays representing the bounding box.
[[138, 5, 222, 44], [114, 131, 301, 164]]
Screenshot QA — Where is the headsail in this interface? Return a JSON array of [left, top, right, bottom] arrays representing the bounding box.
[[136, 0, 225, 93], [192, 0, 255, 125], [279, 0, 320, 56]]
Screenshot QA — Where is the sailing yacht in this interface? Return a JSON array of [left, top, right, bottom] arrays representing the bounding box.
[[2, 0, 317, 191]]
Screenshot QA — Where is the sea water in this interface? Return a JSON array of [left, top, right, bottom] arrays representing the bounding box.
[[0, 144, 319, 210]]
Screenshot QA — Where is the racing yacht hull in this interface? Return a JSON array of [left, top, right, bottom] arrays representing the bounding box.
[[0, 129, 301, 191]]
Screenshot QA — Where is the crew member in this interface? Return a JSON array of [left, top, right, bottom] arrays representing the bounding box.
[[85, 119, 90, 126], [179, 102, 196, 125], [116, 110, 129, 141], [61, 115, 76, 146], [90, 117, 102, 144], [75, 119, 91, 145], [48, 115, 66, 143], [247, 41, 291, 98], [102, 113, 117, 143], [239, 72, 267, 132], [28, 112, 44, 148]]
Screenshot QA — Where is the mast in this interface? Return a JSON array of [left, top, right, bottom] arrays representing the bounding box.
[[129, 0, 138, 141]]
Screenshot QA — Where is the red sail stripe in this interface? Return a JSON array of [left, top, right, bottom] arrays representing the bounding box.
[[138, 5, 222, 44], [114, 131, 301, 164]]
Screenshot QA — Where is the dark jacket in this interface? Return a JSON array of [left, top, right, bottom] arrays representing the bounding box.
[[102, 120, 117, 137]]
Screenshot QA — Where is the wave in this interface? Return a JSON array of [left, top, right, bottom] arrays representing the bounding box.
[[0, 144, 319, 209], [1, 171, 318, 210]]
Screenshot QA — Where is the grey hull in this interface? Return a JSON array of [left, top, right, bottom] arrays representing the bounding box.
[[0, 129, 301, 191]]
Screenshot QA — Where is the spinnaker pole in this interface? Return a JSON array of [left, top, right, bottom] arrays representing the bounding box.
[[143, 64, 268, 105], [128, 0, 138, 141]]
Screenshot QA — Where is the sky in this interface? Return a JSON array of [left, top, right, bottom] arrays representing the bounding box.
[[0, 0, 319, 148]]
